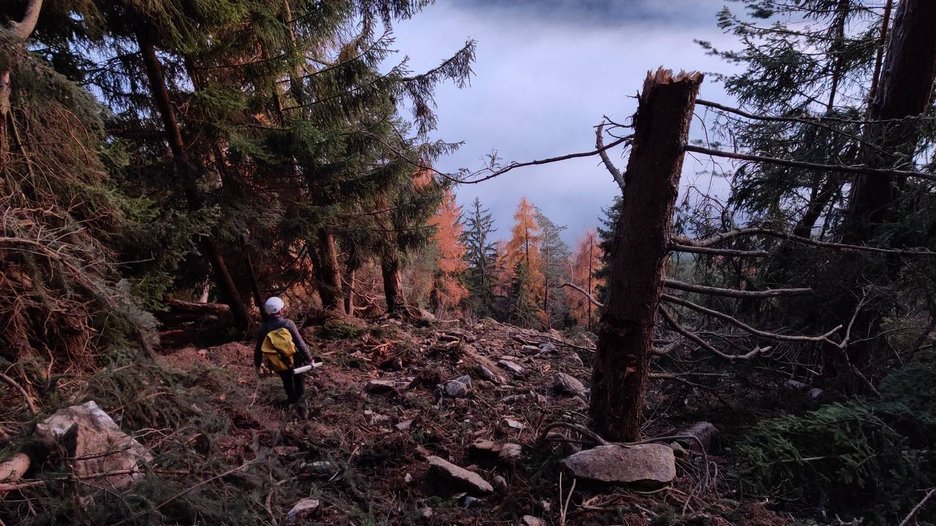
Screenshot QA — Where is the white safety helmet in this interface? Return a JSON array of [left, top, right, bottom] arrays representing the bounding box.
[[264, 296, 285, 315]]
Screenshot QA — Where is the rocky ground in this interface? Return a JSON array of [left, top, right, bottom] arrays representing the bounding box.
[[1, 316, 793, 525]]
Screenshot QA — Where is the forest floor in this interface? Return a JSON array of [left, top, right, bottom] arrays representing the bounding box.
[[143, 316, 791, 526]]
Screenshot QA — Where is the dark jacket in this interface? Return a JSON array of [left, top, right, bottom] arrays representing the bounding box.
[[254, 315, 313, 368]]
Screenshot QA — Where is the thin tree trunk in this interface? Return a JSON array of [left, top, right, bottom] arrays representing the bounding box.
[[313, 228, 345, 314], [587, 235, 594, 330], [137, 36, 250, 330], [590, 69, 703, 442], [344, 267, 356, 315], [381, 253, 405, 313]]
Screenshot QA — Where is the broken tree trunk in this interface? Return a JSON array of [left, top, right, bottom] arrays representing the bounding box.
[[381, 252, 405, 314], [0, 0, 44, 163], [590, 69, 703, 442]]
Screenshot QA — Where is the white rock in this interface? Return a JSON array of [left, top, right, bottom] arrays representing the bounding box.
[[286, 498, 320, 523], [427, 456, 493, 495], [35, 401, 152, 490], [559, 444, 676, 488]]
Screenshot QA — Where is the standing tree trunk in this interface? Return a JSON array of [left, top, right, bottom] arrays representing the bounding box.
[[137, 36, 251, 330], [313, 228, 346, 314], [344, 266, 356, 315], [1, 0, 44, 162], [381, 252, 405, 313], [842, 0, 936, 244], [590, 69, 703, 442]]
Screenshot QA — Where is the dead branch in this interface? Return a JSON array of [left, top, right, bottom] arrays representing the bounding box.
[[664, 279, 813, 299], [898, 487, 936, 526], [561, 282, 604, 308], [0, 371, 37, 415], [659, 307, 773, 361], [685, 144, 936, 184], [662, 293, 842, 344], [670, 243, 769, 258], [672, 227, 936, 256], [596, 122, 626, 192]]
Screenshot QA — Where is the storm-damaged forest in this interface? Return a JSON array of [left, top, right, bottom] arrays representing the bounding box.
[[2, 0, 936, 525]]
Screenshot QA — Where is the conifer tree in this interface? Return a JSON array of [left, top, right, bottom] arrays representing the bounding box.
[[501, 198, 546, 326], [535, 208, 571, 327], [428, 188, 468, 314], [570, 229, 603, 329], [461, 197, 498, 316]]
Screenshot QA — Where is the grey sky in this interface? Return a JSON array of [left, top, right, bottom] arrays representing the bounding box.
[[393, 0, 738, 246]]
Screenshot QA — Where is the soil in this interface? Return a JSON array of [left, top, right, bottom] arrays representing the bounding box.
[[144, 317, 792, 525]]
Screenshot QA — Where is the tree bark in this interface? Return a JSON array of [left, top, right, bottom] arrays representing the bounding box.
[[343, 266, 356, 315], [1, 0, 44, 163], [590, 69, 703, 442], [137, 36, 250, 330], [842, 0, 936, 244], [313, 228, 345, 314], [381, 252, 405, 313]]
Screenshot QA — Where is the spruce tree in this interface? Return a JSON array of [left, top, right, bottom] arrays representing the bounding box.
[[535, 208, 571, 328], [461, 197, 498, 317]]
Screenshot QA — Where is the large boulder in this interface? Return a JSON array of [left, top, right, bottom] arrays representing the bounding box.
[[427, 456, 493, 496], [34, 401, 152, 489], [559, 444, 675, 488]]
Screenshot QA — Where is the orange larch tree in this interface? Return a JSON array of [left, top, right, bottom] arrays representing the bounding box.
[[502, 198, 547, 326], [570, 229, 604, 329], [429, 188, 469, 313]]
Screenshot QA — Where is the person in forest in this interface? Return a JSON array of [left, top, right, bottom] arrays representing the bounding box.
[[254, 297, 314, 409]]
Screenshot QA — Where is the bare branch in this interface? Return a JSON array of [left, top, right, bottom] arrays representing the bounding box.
[[8, 0, 44, 40], [664, 279, 813, 299], [685, 144, 936, 184], [662, 293, 842, 343], [672, 227, 936, 256], [560, 282, 604, 307], [659, 307, 773, 360], [0, 371, 37, 415], [596, 122, 625, 192], [670, 243, 769, 258]]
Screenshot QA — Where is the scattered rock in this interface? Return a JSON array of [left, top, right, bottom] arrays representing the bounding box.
[[783, 379, 808, 390], [676, 421, 720, 453], [416, 506, 433, 520], [500, 394, 528, 404], [497, 360, 524, 377], [493, 474, 508, 491], [476, 364, 502, 384], [499, 443, 522, 461], [808, 387, 824, 401], [444, 375, 472, 398], [0, 452, 30, 483], [286, 498, 320, 523], [553, 372, 588, 398], [307, 460, 339, 478], [404, 472, 413, 483], [365, 379, 397, 394], [522, 516, 546, 526], [669, 441, 689, 458], [364, 410, 391, 425], [34, 400, 152, 490], [520, 345, 540, 353], [559, 444, 676, 488], [461, 495, 481, 508], [539, 343, 557, 354], [427, 456, 494, 496], [503, 418, 525, 430], [395, 419, 414, 431], [365, 378, 412, 394]]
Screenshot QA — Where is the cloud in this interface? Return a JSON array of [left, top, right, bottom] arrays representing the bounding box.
[[392, 0, 739, 244]]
